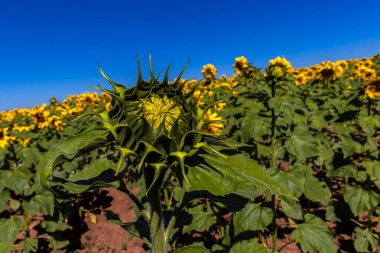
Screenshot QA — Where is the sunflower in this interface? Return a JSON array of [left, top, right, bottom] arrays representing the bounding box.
[[140, 95, 182, 131], [48, 116, 66, 132], [105, 102, 113, 111], [364, 78, 380, 99], [0, 111, 16, 122], [362, 59, 374, 68], [0, 127, 14, 149], [17, 138, 31, 148], [13, 123, 35, 132], [360, 66, 377, 81], [294, 73, 308, 86], [233, 56, 249, 75], [192, 90, 205, 106], [50, 97, 57, 106], [30, 105, 50, 129], [215, 101, 227, 111], [202, 64, 217, 79], [335, 60, 349, 70], [269, 56, 293, 71], [270, 65, 286, 78], [305, 70, 316, 80], [178, 79, 197, 94], [75, 92, 101, 107], [318, 61, 336, 81], [203, 109, 224, 136]]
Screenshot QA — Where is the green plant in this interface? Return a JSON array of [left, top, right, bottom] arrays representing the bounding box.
[[37, 56, 294, 253], [218, 56, 380, 252]]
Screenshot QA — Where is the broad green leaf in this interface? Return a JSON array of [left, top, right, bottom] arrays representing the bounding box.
[[328, 165, 357, 178], [311, 115, 328, 129], [333, 122, 356, 135], [256, 143, 272, 158], [240, 113, 270, 142], [60, 159, 119, 193], [359, 137, 378, 154], [184, 154, 295, 200], [288, 164, 331, 204], [18, 147, 41, 167], [22, 237, 38, 253], [280, 199, 303, 220], [359, 115, 380, 137], [0, 243, 16, 253], [353, 227, 379, 253], [318, 143, 334, 170], [325, 205, 341, 222], [285, 127, 319, 160], [341, 137, 359, 159], [234, 203, 273, 234], [0, 166, 32, 193], [183, 205, 216, 233], [174, 245, 211, 253], [36, 128, 110, 190], [362, 160, 380, 180], [0, 150, 6, 163], [274, 165, 305, 198], [22, 190, 55, 216], [292, 214, 336, 253], [0, 217, 22, 243], [344, 185, 379, 216], [0, 191, 10, 213], [48, 238, 70, 250], [41, 220, 71, 233], [230, 239, 270, 253], [304, 173, 331, 204]]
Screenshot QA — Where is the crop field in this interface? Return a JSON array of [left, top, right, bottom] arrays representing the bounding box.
[[0, 55, 379, 253]]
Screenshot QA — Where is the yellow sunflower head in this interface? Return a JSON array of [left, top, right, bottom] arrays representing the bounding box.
[[362, 59, 374, 68], [364, 78, 380, 100], [305, 70, 316, 80], [336, 60, 349, 70], [48, 116, 66, 132], [0, 127, 14, 149], [233, 56, 249, 75], [203, 109, 224, 136], [202, 64, 217, 79], [318, 61, 336, 81], [268, 65, 286, 78], [269, 56, 293, 71], [50, 97, 57, 106], [294, 73, 308, 86], [140, 95, 182, 132], [17, 138, 31, 148]]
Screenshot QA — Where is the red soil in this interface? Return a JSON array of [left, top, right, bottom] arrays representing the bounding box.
[[74, 188, 144, 253]]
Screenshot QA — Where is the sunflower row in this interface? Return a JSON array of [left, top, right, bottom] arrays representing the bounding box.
[[191, 55, 379, 135], [0, 92, 110, 149], [231, 54, 380, 94], [1, 55, 379, 149]]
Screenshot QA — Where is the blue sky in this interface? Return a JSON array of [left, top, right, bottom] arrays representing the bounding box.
[[0, 0, 379, 110]]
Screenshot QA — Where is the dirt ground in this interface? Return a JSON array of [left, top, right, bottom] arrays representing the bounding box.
[[73, 188, 144, 253], [60, 188, 380, 253]]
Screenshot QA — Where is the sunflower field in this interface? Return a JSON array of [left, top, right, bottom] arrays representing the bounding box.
[[0, 54, 379, 253]]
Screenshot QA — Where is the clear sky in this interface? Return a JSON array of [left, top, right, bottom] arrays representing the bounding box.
[[0, 0, 379, 110]]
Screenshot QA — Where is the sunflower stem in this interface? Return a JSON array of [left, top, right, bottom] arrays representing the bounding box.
[[144, 165, 167, 253], [367, 98, 372, 117], [10, 144, 19, 167], [270, 80, 278, 253], [120, 178, 150, 221]]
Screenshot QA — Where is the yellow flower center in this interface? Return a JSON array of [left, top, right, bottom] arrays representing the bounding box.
[[141, 95, 181, 131]]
